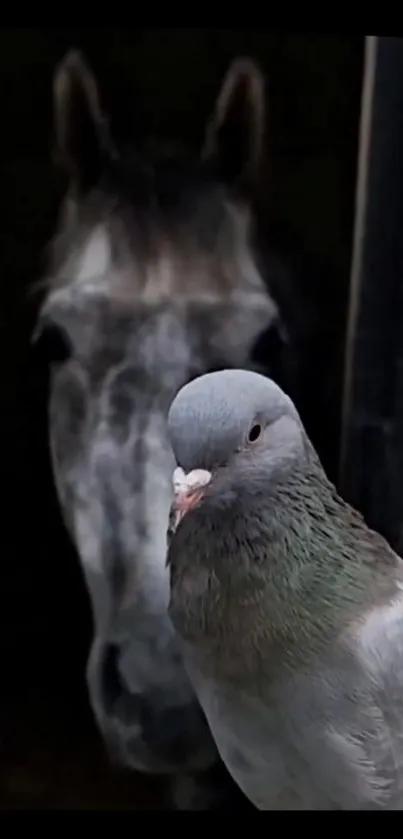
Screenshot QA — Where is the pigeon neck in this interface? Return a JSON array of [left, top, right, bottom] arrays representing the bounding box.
[[171, 456, 396, 672]]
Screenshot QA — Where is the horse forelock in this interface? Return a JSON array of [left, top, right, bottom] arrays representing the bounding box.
[[42, 146, 272, 311]]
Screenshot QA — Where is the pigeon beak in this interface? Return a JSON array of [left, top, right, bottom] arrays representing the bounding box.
[[170, 467, 212, 531]]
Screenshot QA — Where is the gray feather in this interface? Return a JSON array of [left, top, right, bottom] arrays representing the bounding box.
[[166, 368, 403, 810]]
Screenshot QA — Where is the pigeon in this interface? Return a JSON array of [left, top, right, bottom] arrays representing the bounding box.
[[165, 368, 403, 810]]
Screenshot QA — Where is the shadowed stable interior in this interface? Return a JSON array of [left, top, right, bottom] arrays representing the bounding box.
[[0, 30, 363, 809]]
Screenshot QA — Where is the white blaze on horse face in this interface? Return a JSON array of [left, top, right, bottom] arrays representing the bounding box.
[[75, 225, 112, 286], [171, 466, 212, 532]]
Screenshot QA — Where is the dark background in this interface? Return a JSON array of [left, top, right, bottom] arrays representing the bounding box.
[[0, 30, 364, 808]]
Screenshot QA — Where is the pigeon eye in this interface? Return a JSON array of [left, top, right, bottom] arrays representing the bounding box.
[[248, 423, 262, 443]]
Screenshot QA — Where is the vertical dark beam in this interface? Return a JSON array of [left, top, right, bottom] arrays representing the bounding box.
[[340, 37, 403, 549]]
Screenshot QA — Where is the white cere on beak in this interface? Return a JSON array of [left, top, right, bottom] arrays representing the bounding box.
[[168, 467, 213, 538], [173, 467, 212, 494]]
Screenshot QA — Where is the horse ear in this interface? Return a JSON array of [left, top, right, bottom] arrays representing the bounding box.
[[202, 57, 265, 189], [53, 50, 110, 191]]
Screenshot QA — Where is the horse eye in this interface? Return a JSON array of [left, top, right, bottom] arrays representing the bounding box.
[[251, 320, 289, 388], [248, 423, 262, 443], [32, 322, 73, 366]]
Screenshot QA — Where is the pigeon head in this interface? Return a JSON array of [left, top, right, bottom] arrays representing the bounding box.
[[167, 369, 305, 529]]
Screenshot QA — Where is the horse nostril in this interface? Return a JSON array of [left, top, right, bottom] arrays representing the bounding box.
[[100, 641, 146, 727], [251, 319, 291, 388]]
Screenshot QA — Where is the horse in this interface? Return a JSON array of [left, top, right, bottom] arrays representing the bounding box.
[[32, 49, 298, 809]]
